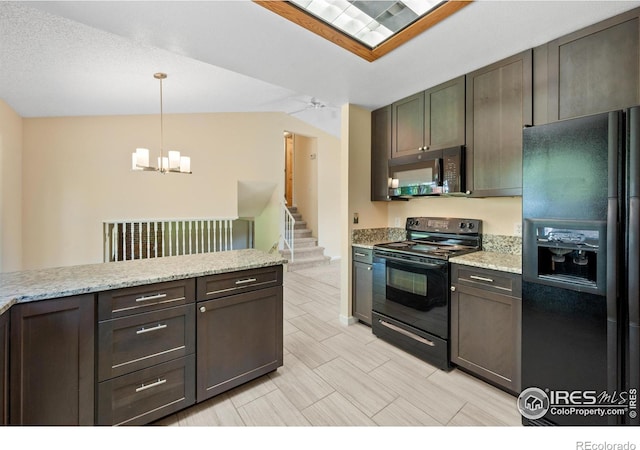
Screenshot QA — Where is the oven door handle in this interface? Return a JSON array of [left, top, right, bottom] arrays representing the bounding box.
[[378, 319, 435, 346], [374, 253, 446, 269]]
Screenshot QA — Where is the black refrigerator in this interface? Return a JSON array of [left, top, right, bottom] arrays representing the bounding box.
[[521, 107, 639, 426]]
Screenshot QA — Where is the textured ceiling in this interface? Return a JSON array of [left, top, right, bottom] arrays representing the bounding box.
[[1, 1, 639, 137]]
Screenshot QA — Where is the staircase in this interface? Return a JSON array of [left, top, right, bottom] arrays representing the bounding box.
[[280, 206, 330, 271]]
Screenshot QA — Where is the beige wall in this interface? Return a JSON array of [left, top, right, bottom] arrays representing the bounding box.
[[0, 100, 23, 272], [340, 104, 388, 324], [20, 111, 340, 270]]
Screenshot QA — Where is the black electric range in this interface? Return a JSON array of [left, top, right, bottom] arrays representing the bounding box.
[[371, 217, 482, 370]]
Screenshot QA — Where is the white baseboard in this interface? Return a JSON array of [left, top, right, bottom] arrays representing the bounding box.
[[339, 314, 357, 326]]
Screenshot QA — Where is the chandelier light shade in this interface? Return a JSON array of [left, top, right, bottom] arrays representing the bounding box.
[[131, 73, 192, 174]]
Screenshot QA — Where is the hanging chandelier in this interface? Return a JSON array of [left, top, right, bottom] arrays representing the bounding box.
[[131, 73, 192, 174]]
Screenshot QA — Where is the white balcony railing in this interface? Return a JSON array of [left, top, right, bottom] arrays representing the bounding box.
[[103, 218, 237, 262]]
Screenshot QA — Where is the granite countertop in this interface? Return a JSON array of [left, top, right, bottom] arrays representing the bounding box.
[[352, 240, 390, 249], [351, 227, 406, 249], [0, 249, 287, 316], [449, 251, 522, 274]]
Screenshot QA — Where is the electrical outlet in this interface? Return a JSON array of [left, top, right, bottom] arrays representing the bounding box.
[[394, 217, 402, 227], [514, 222, 522, 236]]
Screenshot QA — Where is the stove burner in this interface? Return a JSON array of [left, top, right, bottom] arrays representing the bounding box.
[[386, 242, 411, 248]]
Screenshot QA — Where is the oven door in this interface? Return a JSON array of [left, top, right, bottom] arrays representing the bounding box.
[[372, 253, 449, 339]]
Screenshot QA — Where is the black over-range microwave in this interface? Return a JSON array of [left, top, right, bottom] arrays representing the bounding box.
[[387, 146, 466, 198]]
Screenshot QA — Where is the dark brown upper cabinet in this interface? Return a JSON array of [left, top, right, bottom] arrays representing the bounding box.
[[392, 76, 465, 158], [466, 50, 532, 197], [536, 8, 640, 124], [371, 105, 392, 201]]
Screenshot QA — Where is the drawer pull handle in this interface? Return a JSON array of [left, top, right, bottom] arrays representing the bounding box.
[[378, 319, 435, 347], [135, 378, 167, 393], [235, 278, 257, 285], [135, 293, 167, 303], [354, 252, 367, 257], [200, 306, 206, 313], [470, 275, 494, 283], [136, 323, 167, 335]]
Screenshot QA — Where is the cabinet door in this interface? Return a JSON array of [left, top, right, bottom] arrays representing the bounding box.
[[353, 260, 373, 325], [466, 50, 532, 197], [392, 92, 425, 158], [0, 313, 8, 425], [371, 105, 391, 201], [451, 266, 521, 393], [425, 76, 465, 151], [10, 295, 95, 425], [545, 10, 640, 122], [196, 286, 283, 402]]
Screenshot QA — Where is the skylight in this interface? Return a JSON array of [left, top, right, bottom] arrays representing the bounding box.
[[255, 1, 472, 62], [290, 0, 444, 48]]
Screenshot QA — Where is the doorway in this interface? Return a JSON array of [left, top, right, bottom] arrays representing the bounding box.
[[283, 131, 319, 239]]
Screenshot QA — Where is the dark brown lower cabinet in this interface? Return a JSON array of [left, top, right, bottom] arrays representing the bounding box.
[[196, 285, 283, 402], [0, 312, 8, 425], [352, 247, 373, 325], [450, 264, 522, 394], [10, 295, 95, 425]]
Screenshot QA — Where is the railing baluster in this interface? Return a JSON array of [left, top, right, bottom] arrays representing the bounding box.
[[160, 222, 167, 256], [207, 220, 211, 252], [111, 222, 118, 261], [195, 221, 199, 254], [166, 221, 171, 256]]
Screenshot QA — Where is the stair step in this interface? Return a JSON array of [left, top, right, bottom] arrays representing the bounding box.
[[285, 255, 331, 272], [287, 206, 298, 214], [290, 213, 303, 221], [293, 237, 318, 248], [280, 246, 326, 259], [294, 229, 312, 238], [293, 220, 307, 230]]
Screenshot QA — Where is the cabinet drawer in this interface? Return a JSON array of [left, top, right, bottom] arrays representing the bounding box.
[[352, 247, 373, 264], [197, 265, 283, 300], [98, 304, 195, 381], [97, 355, 195, 426], [452, 265, 522, 297], [98, 279, 195, 320]]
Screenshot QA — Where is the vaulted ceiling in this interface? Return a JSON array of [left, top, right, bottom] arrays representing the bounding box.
[[1, 1, 638, 137]]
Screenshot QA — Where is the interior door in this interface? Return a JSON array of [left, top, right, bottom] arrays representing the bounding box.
[[284, 132, 294, 206]]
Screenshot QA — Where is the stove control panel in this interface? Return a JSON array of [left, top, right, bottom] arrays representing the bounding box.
[[406, 217, 482, 234]]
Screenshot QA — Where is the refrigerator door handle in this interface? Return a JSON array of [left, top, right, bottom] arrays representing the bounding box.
[[628, 107, 639, 328], [627, 106, 639, 425]]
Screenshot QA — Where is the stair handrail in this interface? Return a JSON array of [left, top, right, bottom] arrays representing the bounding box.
[[281, 200, 295, 262]]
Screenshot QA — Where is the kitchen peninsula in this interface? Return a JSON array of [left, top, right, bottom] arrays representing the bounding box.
[[0, 250, 286, 426]]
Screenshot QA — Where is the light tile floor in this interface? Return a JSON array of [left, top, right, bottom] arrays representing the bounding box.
[[155, 261, 521, 427]]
